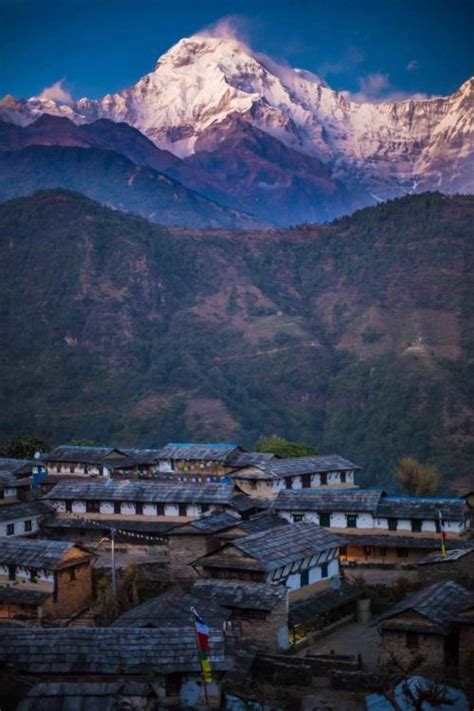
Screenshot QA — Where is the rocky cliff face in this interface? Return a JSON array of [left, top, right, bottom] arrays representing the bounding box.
[[1, 34, 472, 208]]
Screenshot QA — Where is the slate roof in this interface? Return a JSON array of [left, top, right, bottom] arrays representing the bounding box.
[[377, 496, 468, 521], [0, 457, 36, 477], [235, 455, 360, 480], [44, 479, 235, 504], [0, 627, 228, 674], [274, 488, 384, 513], [376, 580, 472, 633], [222, 512, 290, 537], [42, 516, 178, 535], [18, 682, 154, 711], [188, 511, 241, 533], [230, 493, 271, 513], [0, 539, 90, 569], [0, 587, 51, 606], [192, 579, 287, 611], [229, 452, 276, 468], [417, 547, 474, 565], [157, 442, 241, 462], [205, 521, 344, 572], [289, 582, 363, 626], [42, 446, 127, 464], [0, 501, 52, 524], [111, 587, 231, 628]]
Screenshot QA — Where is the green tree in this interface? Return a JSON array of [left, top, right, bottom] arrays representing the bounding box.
[[67, 438, 101, 447], [395, 457, 439, 496], [0, 436, 49, 459], [256, 434, 319, 458]]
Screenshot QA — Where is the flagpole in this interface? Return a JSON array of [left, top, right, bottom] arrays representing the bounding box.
[[437, 509, 446, 558]]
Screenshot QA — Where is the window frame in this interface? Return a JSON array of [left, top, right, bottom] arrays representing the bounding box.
[[6, 523, 14, 536], [24, 519, 32, 533], [319, 512, 331, 527]]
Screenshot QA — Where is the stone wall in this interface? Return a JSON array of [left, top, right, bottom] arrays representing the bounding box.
[[380, 628, 444, 671], [168, 533, 221, 581], [417, 552, 474, 588], [232, 595, 289, 651], [43, 562, 93, 619]]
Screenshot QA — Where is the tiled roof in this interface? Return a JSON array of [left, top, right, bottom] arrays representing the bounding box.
[[43, 516, 178, 535], [377, 496, 468, 521], [44, 479, 234, 504], [0, 501, 52, 523], [190, 511, 241, 533], [42, 446, 127, 464], [192, 579, 287, 611], [376, 580, 472, 632], [230, 493, 271, 513], [229, 452, 276, 468], [232, 521, 344, 571], [235, 455, 360, 480], [226, 512, 290, 537], [274, 488, 384, 513], [157, 442, 241, 462], [0, 457, 36, 477], [0, 588, 51, 606], [0, 628, 228, 674], [112, 587, 231, 628], [289, 582, 363, 626], [417, 547, 474, 565], [0, 539, 89, 569]]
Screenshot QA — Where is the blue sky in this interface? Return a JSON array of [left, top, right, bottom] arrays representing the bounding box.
[[0, 0, 472, 102]]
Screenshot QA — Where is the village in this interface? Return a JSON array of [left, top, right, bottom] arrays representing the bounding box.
[[0, 441, 473, 710]]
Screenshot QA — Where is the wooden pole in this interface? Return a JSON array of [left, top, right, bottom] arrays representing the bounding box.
[[192, 619, 210, 708]]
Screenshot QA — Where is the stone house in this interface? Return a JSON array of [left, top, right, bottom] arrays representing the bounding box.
[[376, 580, 472, 672], [0, 501, 51, 538], [193, 520, 344, 603], [0, 539, 93, 621], [44, 479, 235, 522], [416, 547, 474, 587], [155, 442, 248, 480], [274, 489, 470, 537], [0, 627, 229, 708], [40, 445, 130, 479], [0, 458, 34, 503], [232, 455, 359, 499]]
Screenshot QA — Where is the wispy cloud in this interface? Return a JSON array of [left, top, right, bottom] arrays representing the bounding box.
[[342, 72, 432, 103], [196, 15, 252, 45], [38, 79, 72, 104], [317, 47, 365, 78], [406, 59, 419, 72]]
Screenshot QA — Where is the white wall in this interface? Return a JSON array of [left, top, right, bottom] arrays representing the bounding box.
[[0, 515, 40, 537]]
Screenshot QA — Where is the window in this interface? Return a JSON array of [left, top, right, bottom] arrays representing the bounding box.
[[86, 500, 100, 513], [0, 489, 4, 500], [435, 519, 444, 533], [300, 569, 309, 587], [69, 465, 74, 473], [65, 501, 72, 513], [156, 503, 165, 516], [340, 471, 346, 484], [319, 512, 331, 527], [114, 502, 121, 514], [6, 523, 14, 536], [24, 520, 32, 533], [8, 565, 16, 581], [250, 481, 257, 490], [69, 568, 76, 581], [388, 518, 398, 531], [406, 633, 419, 650], [30, 569, 38, 583], [56, 464, 61, 473], [201, 504, 209, 513], [293, 514, 304, 522], [285, 478, 292, 489], [320, 473, 328, 486], [396, 548, 408, 558], [346, 514, 358, 529], [321, 562, 328, 578], [379, 547, 387, 557], [411, 519, 422, 532], [178, 504, 187, 517], [364, 546, 372, 557], [301, 474, 311, 489], [135, 502, 143, 515]]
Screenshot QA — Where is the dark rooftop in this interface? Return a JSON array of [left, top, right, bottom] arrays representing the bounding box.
[[0, 500, 52, 523], [0, 457, 36, 477], [376, 580, 472, 633], [377, 496, 468, 521], [42, 446, 127, 464], [18, 682, 155, 711], [157, 442, 241, 462], [230, 493, 271, 513], [192, 579, 287, 611], [170, 511, 241, 536], [274, 488, 384, 513], [289, 582, 363, 626], [45, 479, 235, 504], [111, 587, 231, 629], [0, 627, 227, 674], [229, 521, 344, 571], [222, 512, 290, 538], [0, 539, 90, 569], [229, 452, 276, 468], [0, 587, 51, 606], [417, 547, 474, 565], [42, 515, 178, 535], [235, 455, 360, 480]]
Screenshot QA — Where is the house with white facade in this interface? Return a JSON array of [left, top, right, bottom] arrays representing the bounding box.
[[0, 458, 34, 503], [274, 489, 471, 568], [44, 479, 235, 522], [232, 455, 360, 499], [193, 520, 345, 603], [0, 501, 51, 538]]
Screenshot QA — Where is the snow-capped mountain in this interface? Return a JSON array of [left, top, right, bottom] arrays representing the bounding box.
[[1, 32, 472, 212]]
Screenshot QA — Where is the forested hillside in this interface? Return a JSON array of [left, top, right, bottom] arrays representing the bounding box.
[[1, 190, 473, 489]]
